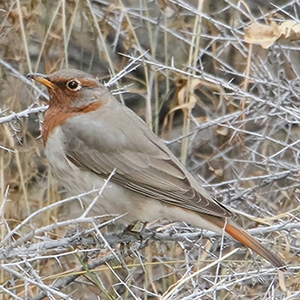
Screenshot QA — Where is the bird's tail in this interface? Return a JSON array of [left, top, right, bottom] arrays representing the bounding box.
[[204, 215, 286, 269], [225, 221, 286, 269]]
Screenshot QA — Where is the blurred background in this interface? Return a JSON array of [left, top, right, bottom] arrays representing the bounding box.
[[0, 0, 299, 299]]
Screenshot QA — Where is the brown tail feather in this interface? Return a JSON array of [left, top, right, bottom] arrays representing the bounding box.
[[201, 214, 286, 269], [225, 222, 286, 269]]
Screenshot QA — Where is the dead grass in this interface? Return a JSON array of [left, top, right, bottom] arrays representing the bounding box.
[[0, 0, 299, 299]]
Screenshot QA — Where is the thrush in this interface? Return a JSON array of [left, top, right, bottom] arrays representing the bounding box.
[[27, 69, 285, 269]]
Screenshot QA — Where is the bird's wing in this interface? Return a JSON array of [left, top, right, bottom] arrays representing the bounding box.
[[61, 99, 231, 218]]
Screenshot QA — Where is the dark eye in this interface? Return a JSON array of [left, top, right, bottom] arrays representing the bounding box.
[[66, 79, 81, 91]]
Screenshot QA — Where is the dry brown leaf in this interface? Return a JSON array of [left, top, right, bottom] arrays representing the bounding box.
[[216, 126, 228, 136], [245, 21, 300, 49], [279, 20, 300, 41], [244, 22, 280, 49], [169, 95, 197, 114], [156, 0, 176, 17], [8, 6, 29, 23], [214, 168, 223, 177], [208, 165, 223, 177], [176, 79, 202, 106], [164, 80, 201, 122]]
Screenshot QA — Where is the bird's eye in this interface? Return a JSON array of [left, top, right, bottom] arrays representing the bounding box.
[[66, 80, 81, 91]]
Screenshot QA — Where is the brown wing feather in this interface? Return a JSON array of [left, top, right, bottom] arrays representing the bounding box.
[[61, 98, 231, 218]]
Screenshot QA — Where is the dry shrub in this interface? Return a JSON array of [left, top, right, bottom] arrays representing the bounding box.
[[0, 0, 299, 299]]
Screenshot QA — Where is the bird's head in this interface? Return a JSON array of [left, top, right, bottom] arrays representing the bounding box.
[[27, 69, 108, 112]]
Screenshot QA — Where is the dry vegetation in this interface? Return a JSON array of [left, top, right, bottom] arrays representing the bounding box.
[[0, 0, 300, 299]]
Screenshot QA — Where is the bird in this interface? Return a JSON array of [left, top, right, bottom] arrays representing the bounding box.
[[27, 69, 285, 269]]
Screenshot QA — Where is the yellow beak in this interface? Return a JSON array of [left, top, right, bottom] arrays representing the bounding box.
[[27, 73, 56, 90]]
